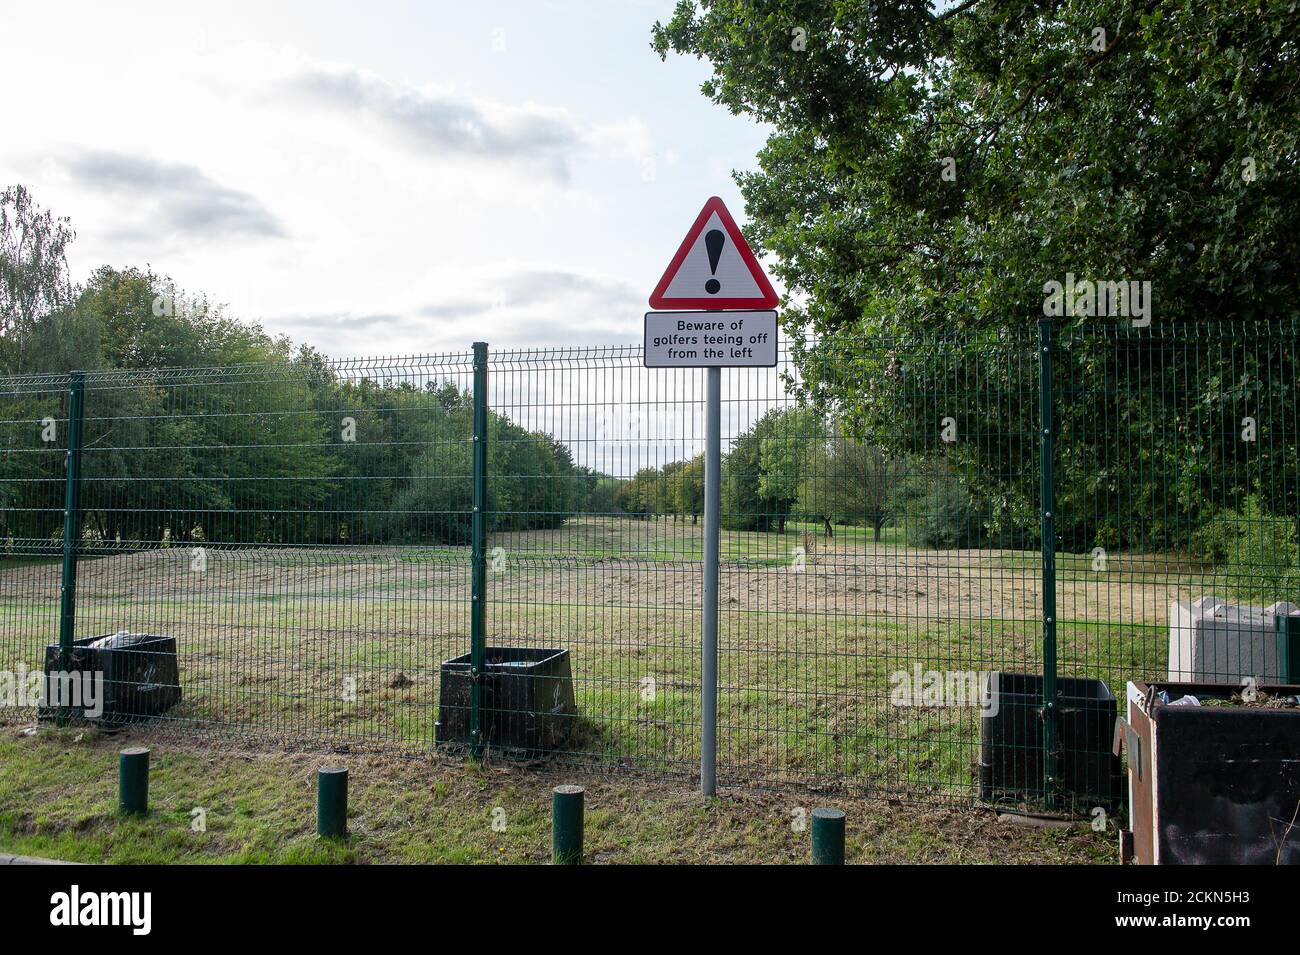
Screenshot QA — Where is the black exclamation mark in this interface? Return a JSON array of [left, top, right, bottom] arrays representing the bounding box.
[[704, 229, 724, 294]]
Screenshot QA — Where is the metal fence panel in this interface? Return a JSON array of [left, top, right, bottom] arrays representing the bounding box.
[[1, 322, 1296, 804], [0, 372, 71, 709], [71, 355, 475, 745]]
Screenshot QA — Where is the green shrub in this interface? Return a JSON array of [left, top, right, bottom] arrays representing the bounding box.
[[1199, 496, 1300, 604], [918, 479, 982, 549]]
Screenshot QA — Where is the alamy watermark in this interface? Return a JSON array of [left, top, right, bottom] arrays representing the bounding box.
[[0, 665, 104, 718], [50, 885, 151, 935], [889, 666, 999, 716], [1042, 273, 1152, 325]]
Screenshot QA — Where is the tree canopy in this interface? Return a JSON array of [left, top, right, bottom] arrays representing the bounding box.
[[654, 0, 1300, 346], [655, 1, 1300, 553]]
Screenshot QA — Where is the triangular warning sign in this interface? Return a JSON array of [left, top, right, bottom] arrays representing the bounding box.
[[649, 196, 778, 310]]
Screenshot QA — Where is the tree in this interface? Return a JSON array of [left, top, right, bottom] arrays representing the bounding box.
[[0, 185, 76, 374], [723, 407, 815, 532], [620, 467, 662, 519], [586, 473, 626, 515], [65, 268, 341, 546], [654, 1, 1300, 341], [670, 453, 705, 524], [758, 407, 823, 533], [659, 459, 687, 520], [798, 432, 902, 541], [654, 0, 1300, 551]]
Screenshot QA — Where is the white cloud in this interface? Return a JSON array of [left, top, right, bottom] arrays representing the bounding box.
[[54, 150, 285, 244], [271, 265, 642, 356], [281, 63, 652, 182], [0, 1, 773, 357]]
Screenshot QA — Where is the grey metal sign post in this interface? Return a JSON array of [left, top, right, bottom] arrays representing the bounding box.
[[701, 364, 720, 795], [645, 195, 780, 797], [644, 308, 778, 797]]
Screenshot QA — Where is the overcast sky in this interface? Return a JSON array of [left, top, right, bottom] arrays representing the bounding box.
[[1, 0, 776, 358]]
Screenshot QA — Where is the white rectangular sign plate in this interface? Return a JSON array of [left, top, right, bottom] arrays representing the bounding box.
[[643, 310, 777, 368]]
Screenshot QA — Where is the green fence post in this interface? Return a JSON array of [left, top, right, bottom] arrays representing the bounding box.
[[1037, 319, 1059, 808], [317, 766, 348, 838], [471, 342, 489, 759], [1276, 613, 1298, 683], [552, 784, 584, 864], [119, 746, 149, 815], [57, 371, 86, 726], [810, 807, 846, 864]]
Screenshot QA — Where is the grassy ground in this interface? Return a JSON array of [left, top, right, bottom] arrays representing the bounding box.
[[0, 516, 1200, 797], [0, 723, 1116, 864]]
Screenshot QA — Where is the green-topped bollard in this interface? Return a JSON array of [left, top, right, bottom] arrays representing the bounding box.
[[317, 766, 348, 839], [552, 784, 584, 864], [119, 747, 150, 816], [811, 807, 846, 865]]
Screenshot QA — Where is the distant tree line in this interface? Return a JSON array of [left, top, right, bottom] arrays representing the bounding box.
[[0, 186, 601, 549], [614, 455, 704, 523], [611, 407, 908, 542]]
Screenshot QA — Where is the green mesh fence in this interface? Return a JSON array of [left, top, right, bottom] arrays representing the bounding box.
[[0, 372, 69, 706], [1, 322, 1297, 805]]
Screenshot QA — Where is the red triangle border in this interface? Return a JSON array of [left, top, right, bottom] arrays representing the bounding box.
[[648, 196, 778, 310]]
